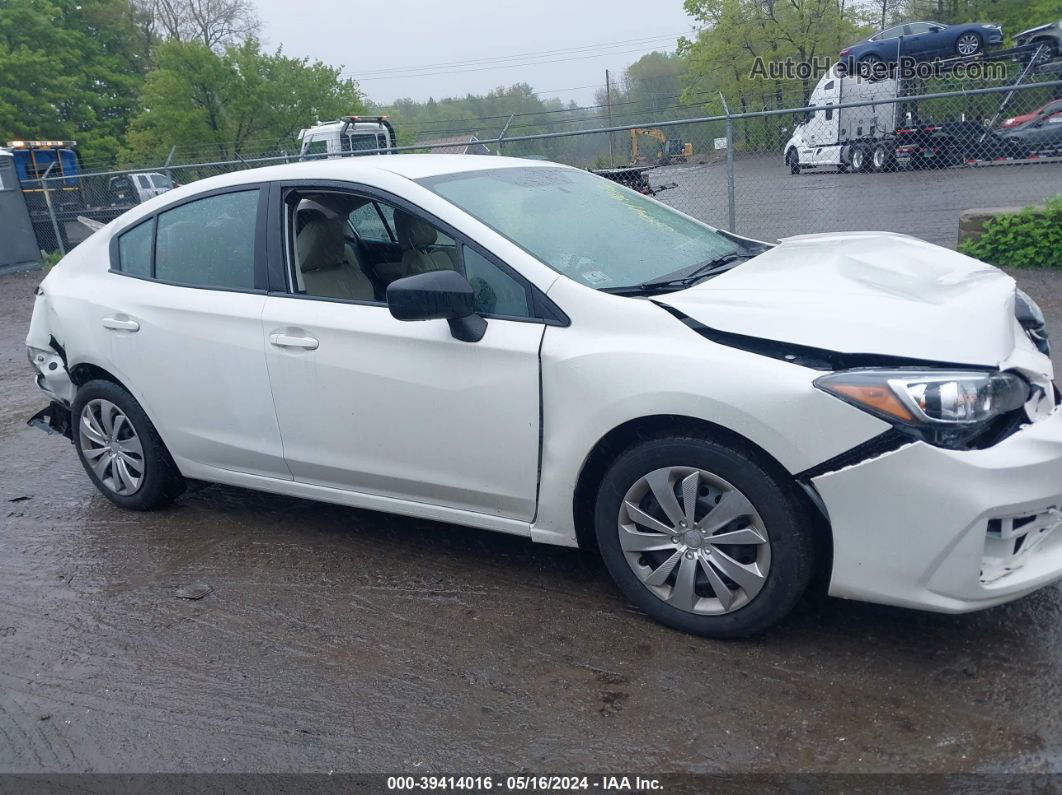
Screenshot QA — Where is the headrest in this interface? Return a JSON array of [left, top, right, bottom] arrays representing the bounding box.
[[394, 211, 438, 250], [297, 216, 345, 272]]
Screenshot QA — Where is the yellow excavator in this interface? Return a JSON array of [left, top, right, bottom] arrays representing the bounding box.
[[630, 128, 693, 165]]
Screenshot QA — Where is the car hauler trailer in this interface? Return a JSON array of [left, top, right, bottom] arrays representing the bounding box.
[[784, 42, 1061, 174]]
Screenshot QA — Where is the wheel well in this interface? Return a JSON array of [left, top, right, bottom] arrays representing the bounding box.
[[69, 362, 129, 391], [571, 415, 833, 584]]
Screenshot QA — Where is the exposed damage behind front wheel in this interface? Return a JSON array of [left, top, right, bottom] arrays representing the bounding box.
[[28, 402, 73, 441]]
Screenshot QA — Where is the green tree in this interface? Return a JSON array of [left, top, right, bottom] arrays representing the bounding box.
[[0, 0, 148, 165], [122, 39, 364, 165], [897, 0, 1059, 35], [680, 0, 872, 151], [378, 82, 610, 164]]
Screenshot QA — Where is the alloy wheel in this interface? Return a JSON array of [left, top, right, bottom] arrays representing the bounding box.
[[957, 34, 981, 56], [617, 466, 771, 615], [78, 399, 145, 496]]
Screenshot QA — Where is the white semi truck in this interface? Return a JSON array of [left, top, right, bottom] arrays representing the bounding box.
[[783, 64, 902, 173]]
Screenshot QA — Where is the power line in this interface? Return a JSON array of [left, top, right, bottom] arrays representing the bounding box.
[[347, 33, 688, 78], [534, 83, 603, 94], [348, 43, 682, 82]]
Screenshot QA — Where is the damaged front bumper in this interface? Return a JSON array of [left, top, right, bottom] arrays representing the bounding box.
[[27, 344, 75, 406], [28, 402, 72, 439], [815, 407, 1062, 613], [27, 335, 75, 441]]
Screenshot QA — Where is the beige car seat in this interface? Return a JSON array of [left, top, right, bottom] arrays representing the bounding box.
[[295, 215, 375, 301], [392, 211, 456, 276]]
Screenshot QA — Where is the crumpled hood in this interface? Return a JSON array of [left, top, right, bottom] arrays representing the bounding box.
[[655, 231, 1018, 367]]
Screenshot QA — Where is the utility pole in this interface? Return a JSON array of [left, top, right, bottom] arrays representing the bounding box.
[[605, 69, 615, 167], [496, 113, 515, 156]]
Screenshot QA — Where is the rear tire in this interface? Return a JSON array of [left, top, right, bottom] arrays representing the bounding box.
[[858, 54, 883, 79], [71, 380, 186, 511], [593, 434, 816, 638], [871, 143, 894, 173]]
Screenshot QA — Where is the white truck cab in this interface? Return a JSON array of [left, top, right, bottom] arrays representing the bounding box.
[[297, 116, 397, 159], [784, 64, 899, 173]]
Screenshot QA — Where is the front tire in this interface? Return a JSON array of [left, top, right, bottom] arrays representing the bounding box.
[[787, 149, 801, 175], [593, 435, 816, 638], [71, 380, 185, 510], [956, 32, 982, 57]]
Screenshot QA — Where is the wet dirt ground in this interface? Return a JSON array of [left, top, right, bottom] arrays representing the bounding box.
[[3, 267, 1062, 774]]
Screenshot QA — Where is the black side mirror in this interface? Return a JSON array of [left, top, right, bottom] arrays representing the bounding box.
[[387, 269, 487, 342]]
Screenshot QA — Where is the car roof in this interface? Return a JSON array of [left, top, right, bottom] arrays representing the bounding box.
[[104, 155, 573, 230], [168, 154, 564, 194]]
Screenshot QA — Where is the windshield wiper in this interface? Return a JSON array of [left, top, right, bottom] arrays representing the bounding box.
[[601, 252, 749, 296]]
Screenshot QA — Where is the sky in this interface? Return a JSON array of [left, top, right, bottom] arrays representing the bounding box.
[[252, 0, 697, 107]]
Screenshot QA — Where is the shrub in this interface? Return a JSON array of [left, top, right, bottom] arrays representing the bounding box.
[[959, 195, 1062, 268], [41, 250, 63, 271]]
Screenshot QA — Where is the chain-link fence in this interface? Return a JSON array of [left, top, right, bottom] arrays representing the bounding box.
[[25, 71, 1062, 257]]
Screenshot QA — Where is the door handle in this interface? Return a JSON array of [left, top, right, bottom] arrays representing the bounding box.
[[102, 316, 139, 332], [269, 332, 319, 350]]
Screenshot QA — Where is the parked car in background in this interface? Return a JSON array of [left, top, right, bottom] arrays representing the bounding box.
[[1002, 107, 1062, 154], [840, 21, 1004, 69], [1015, 19, 1062, 58], [25, 156, 1062, 639], [107, 172, 174, 205], [1001, 99, 1062, 130]]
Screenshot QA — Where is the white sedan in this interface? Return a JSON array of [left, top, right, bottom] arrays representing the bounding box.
[[25, 155, 1062, 637]]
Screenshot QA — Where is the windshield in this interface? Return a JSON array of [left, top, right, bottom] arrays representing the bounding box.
[[149, 174, 173, 188], [419, 167, 739, 290]]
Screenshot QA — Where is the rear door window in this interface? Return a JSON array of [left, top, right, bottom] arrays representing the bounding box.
[[154, 190, 260, 289], [117, 219, 153, 277]]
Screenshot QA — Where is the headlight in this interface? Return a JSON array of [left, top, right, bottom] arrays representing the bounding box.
[[1015, 288, 1050, 355], [815, 370, 1030, 447]]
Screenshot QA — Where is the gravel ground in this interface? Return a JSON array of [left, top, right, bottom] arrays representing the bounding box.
[[3, 265, 1062, 774]]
